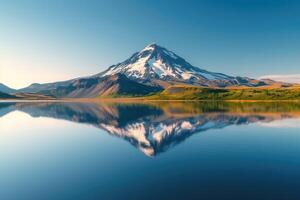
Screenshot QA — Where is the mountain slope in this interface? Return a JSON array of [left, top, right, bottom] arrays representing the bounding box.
[[19, 79, 76, 93], [0, 91, 16, 99], [0, 83, 16, 94], [39, 74, 162, 98], [98, 43, 268, 87], [93, 74, 162, 97]]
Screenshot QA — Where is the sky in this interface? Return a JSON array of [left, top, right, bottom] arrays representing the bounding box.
[[1, 0, 300, 89]]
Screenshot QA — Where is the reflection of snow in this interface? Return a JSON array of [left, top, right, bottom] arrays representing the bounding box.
[[5, 102, 300, 157], [257, 118, 300, 128]]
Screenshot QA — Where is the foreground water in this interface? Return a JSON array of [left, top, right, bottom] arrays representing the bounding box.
[[1, 101, 300, 200]]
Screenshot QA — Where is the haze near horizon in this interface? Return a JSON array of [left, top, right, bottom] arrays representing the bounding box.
[[1, 0, 300, 89]]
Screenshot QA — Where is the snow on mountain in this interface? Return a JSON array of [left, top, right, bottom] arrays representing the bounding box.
[[100, 43, 233, 84]]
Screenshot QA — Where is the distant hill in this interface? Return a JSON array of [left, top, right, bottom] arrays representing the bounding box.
[[0, 91, 16, 99], [0, 91, 54, 100], [0, 83, 16, 94]]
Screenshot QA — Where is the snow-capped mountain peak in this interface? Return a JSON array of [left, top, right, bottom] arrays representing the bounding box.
[[140, 43, 158, 52], [100, 43, 233, 84]]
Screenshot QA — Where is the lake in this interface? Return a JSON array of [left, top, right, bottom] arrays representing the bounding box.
[[1, 101, 300, 200]]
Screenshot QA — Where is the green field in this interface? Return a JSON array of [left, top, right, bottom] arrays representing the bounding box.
[[148, 86, 300, 101]]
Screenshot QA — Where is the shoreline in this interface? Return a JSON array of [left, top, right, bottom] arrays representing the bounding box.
[[2, 98, 300, 103]]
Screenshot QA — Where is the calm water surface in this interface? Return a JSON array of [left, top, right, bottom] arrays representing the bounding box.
[[1, 101, 300, 200]]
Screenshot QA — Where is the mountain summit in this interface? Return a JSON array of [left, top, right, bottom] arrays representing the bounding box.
[[99, 43, 265, 87]]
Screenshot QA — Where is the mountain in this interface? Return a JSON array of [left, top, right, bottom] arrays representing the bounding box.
[[0, 91, 16, 99], [0, 83, 16, 94], [98, 43, 268, 88], [18, 43, 283, 98]]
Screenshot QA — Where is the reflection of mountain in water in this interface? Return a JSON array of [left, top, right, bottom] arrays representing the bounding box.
[[0, 102, 16, 117], [1, 102, 300, 156]]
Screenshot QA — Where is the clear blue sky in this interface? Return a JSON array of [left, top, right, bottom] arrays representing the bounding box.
[[1, 0, 300, 88]]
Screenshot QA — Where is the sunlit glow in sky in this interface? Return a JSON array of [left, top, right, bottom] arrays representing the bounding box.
[[1, 0, 300, 89]]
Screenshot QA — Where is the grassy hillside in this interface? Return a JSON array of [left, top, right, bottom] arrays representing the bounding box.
[[148, 85, 300, 100]]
